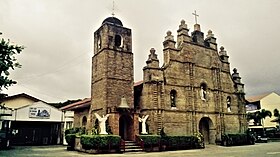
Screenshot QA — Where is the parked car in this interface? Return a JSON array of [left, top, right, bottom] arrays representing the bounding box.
[[0, 130, 10, 149], [256, 135, 268, 143]]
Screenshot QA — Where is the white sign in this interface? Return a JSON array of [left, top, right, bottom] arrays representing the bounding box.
[[29, 107, 51, 118]]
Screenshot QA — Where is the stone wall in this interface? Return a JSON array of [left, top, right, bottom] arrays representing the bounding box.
[[140, 21, 246, 144]]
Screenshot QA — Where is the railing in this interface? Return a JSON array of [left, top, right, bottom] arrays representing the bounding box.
[[120, 139, 126, 152], [135, 135, 144, 150]]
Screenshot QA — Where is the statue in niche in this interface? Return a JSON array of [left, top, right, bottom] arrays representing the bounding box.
[[200, 86, 206, 101], [138, 115, 149, 134], [94, 113, 110, 135], [227, 97, 231, 112]]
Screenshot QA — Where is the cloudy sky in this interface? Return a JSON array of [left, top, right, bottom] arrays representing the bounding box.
[[1, 0, 280, 103]]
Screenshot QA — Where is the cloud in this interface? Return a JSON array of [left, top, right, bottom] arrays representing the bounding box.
[[2, 0, 280, 102]]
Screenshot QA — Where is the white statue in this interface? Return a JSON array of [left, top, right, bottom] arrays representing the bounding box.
[[200, 86, 206, 101], [138, 115, 149, 134], [94, 113, 110, 135], [227, 97, 231, 112]]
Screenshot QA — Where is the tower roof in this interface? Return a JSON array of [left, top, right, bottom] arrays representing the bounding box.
[[102, 16, 123, 26]]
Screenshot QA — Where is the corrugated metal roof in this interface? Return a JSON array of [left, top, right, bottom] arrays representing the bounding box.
[[246, 93, 271, 102], [60, 98, 91, 110]]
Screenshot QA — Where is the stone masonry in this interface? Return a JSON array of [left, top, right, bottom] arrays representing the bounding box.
[[138, 20, 247, 144], [87, 16, 247, 144]]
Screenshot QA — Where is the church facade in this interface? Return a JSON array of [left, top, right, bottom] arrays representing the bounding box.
[[87, 16, 247, 144]]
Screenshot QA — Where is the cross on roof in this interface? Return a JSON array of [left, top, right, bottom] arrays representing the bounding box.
[[112, 0, 115, 17], [192, 10, 199, 24]]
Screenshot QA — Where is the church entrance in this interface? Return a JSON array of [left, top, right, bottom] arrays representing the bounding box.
[[119, 114, 133, 140], [199, 117, 214, 144]]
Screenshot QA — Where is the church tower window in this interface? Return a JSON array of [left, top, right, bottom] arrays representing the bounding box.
[[97, 36, 101, 49], [200, 83, 207, 101], [226, 96, 231, 112], [170, 90, 177, 108], [115, 34, 123, 47], [82, 116, 87, 127]]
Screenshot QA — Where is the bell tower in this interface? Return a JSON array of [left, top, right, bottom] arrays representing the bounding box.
[[88, 16, 136, 138]]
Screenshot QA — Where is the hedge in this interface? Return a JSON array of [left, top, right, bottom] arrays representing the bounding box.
[[221, 133, 255, 146], [137, 135, 203, 151], [65, 134, 76, 147], [137, 135, 160, 146], [161, 135, 200, 150], [65, 127, 85, 136], [80, 135, 121, 150]]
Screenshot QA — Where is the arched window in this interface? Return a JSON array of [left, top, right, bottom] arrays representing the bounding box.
[[226, 96, 231, 112], [170, 90, 177, 108], [97, 36, 101, 49], [200, 83, 207, 101], [82, 116, 87, 127], [114, 34, 122, 47]]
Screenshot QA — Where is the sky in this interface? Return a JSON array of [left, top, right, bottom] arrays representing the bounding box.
[[1, 0, 280, 103]]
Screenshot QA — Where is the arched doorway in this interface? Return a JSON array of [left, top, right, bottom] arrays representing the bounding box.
[[199, 117, 214, 144], [119, 114, 133, 140]]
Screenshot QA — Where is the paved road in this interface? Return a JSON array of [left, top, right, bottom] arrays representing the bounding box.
[[1, 142, 280, 157]]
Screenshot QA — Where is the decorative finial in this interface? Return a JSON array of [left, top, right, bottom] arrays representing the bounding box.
[[233, 68, 237, 73], [167, 30, 172, 36], [192, 10, 199, 24], [150, 48, 156, 54], [207, 30, 214, 38], [181, 19, 185, 25]]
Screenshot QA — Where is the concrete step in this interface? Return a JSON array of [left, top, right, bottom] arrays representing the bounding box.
[[121, 141, 143, 153]]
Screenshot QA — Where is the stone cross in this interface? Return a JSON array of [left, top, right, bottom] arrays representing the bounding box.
[[138, 115, 149, 134], [192, 10, 199, 24], [94, 113, 110, 135]]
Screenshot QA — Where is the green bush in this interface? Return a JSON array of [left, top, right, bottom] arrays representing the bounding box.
[[137, 135, 161, 146], [65, 134, 76, 147], [80, 135, 121, 150], [65, 127, 85, 136], [161, 135, 199, 150], [222, 133, 255, 146]]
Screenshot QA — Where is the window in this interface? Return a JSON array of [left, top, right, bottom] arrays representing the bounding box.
[[114, 34, 122, 47], [97, 36, 101, 49], [170, 90, 177, 108], [200, 83, 207, 101], [226, 96, 231, 112], [82, 116, 87, 127]]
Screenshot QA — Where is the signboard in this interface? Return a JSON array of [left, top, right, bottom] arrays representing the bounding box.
[[29, 107, 51, 118]]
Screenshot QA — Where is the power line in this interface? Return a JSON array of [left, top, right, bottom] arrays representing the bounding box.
[[19, 84, 67, 102], [16, 52, 89, 81]]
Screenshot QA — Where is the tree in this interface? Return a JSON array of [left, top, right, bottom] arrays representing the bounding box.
[[247, 112, 260, 126], [255, 109, 272, 135], [274, 109, 280, 117], [273, 109, 280, 127], [0, 36, 24, 95]]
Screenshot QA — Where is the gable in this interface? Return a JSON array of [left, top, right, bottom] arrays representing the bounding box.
[[2, 96, 37, 109], [10, 101, 62, 122], [0, 93, 42, 109]]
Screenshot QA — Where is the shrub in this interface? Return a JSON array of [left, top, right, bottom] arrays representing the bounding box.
[[65, 134, 76, 147], [137, 135, 161, 146], [221, 133, 255, 146], [65, 127, 85, 136], [161, 135, 200, 150], [80, 135, 121, 150]]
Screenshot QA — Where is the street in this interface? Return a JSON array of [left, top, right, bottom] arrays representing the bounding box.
[[1, 142, 280, 157]]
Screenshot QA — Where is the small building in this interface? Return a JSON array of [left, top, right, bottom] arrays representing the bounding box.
[[0, 93, 63, 145], [246, 92, 280, 129], [60, 98, 90, 145], [60, 98, 90, 128]]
